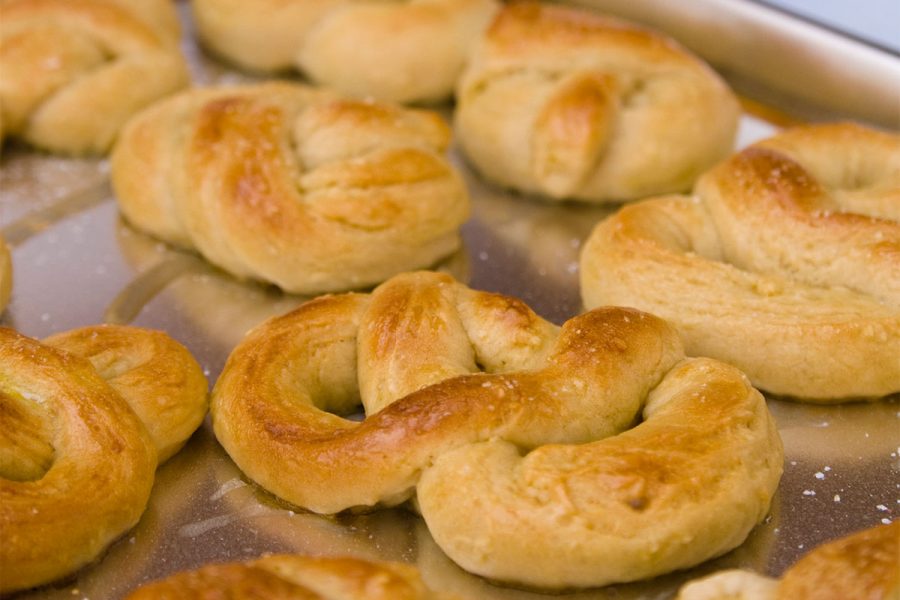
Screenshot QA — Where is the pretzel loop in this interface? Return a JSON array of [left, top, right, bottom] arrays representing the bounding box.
[[454, 2, 739, 202], [581, 123, 900, 401], [0, 0, 188, 154], [111, 83, 470, 294], [0, 325, 207, 593], [212, 272, 782, 588]]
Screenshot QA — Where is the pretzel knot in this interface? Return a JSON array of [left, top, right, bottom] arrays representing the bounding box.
[[454, 2, 739, 202], [192, 0, 498, 103], [0, 325, 208, 594], [111, 82, 470, 294], [212, 271, 782, 588], [0, 0, 188, 155], [581, 123, 900, 401]]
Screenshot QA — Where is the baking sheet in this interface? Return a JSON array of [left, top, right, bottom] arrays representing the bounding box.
[[2, 3, 898, 599]]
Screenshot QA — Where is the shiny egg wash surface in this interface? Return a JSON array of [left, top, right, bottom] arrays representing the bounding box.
[[1, 7, 897, 600]]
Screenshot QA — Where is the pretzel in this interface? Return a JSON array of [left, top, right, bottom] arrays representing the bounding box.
[[0, 235, 10, 313], [581, 122, 900, 401], [454, 2, 739, 203], [677, 520, 900, 600], [0, 0, 189, 155], [125, 554, 459, 599], [191, 0, 498, 104], [0, 325, 208, 593], [110, 82, 470, 294], [211, 271, 782, 588]]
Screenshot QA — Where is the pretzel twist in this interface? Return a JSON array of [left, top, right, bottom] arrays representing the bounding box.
[[677, 521, 900, 600], [0, 0, 189, 155], [125, 555, 458, 600], [111, 82, 470, 294], [454, 2, 739, 202], [212, 271, 782, 588], [581, 123, 900, 401], [191, 0, 498, 104], [0, 325, 208, 593]]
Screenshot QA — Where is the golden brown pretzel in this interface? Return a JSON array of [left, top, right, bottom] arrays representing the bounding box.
[[581, 122, 900, 401], [111, 82, 470, 294], [191, 0, 498, 104], [125, 554, 460, 599], [454, 2, 739, 203], [0, 235, 10, 313], [212, 271, 782, 588], [43, 325, 210, 463], [676, 520, 900, 600], [0, 325, 208, 593], [0, 0, 189, 155]]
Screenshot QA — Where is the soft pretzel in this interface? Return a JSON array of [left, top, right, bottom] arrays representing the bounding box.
[[0, 235, 10, 313], [0, 0, 189, 155], [677, 520, 900, 600], [43, 325, 210, 463], [581, 122, 900, 401], [125, 554, 459, 599], [191, 0, 498, 104], [212, 271, 782, 588], [454, 2, 740, 203], [0, 325, 208, 593], [111, 82, 470, 294]]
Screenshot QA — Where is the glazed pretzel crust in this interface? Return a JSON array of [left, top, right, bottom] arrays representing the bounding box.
[[0, 325, 207, 593], [581, 123, 900, 401], [455, 2, 739, 202], [191, 0, 498, 103], [0, 0, 189, 154], [111, 82, 470, 294], [212, 272, 782, 588]]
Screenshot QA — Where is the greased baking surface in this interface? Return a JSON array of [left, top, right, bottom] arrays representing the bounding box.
[[1, 9, 897, 600]]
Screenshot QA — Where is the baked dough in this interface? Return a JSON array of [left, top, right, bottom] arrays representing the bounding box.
[[44, 325, 210, 463], [0, 0, 189, 155], [0, 235, 10, 313], [581, 122, 900, 401], [111, 82, 470, 294], [191, 0, 498, 104], [455, 2, 739, 203], [677, 520, 900, 600], [125, 554, 457, 599], [0, 325, 208, 593], [212, 271, 782, 588]]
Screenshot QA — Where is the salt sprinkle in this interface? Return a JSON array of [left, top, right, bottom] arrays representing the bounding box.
[[814, 472, 825, 480], [802, 490, 816, 496], [823, 466, 831, 472], [876, 504, 888, 512], [833, 495, 841, 502], [882, 518, 892, 525]]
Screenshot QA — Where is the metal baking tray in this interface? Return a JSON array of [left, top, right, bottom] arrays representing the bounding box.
[[2, 2, 897, 598]]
